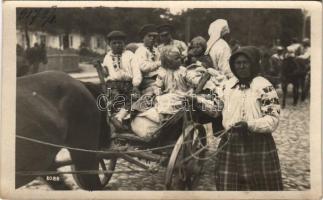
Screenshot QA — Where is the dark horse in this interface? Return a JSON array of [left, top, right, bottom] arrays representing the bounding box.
[[281, 56, 307, 108], [16, 71, 110, 190], [260, 52, 281, 88]]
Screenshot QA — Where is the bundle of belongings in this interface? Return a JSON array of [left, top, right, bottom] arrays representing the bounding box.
[[130, 46, 225, 139]]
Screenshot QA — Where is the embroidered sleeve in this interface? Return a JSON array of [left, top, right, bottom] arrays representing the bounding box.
[[248, 85, 280, 133], [102, 53, 122, 80]]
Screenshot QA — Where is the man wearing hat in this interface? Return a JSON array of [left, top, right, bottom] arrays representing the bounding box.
[[297, 38, 311, 100], [205, 19, 233, 79], [298, 38, 310, 61], [270, 46, 285, 67], [286, 37, 302, 57], [157, 24, 188, 58], [134, 24, 161, 95], [268, 46, 285, 88], [102, 30, 142, 130]]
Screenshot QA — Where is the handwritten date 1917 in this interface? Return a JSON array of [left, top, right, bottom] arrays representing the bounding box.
[[17, 7, 57, 27]]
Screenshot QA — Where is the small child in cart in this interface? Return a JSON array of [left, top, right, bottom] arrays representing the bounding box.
[[185, 36, 213, 68], [153, 46, 190, 119], [130, 46, 224, 138], [102, 30, 142, 130], [153, 46, 223, 121]]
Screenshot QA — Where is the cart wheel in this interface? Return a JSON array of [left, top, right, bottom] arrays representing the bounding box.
[[165, 124, 207, 190], [71, 155, 117, 190], [98, 157, 117, 187]]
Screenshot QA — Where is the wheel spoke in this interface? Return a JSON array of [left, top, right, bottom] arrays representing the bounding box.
[[98, 158, 117, 187], [165, 124, 207, 190]]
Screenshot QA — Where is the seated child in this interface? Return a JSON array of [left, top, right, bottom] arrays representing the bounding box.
[[130, 47, 224, 138], [186, 65, 225, 118], [185, 36, 213, 68], [153, 46, 190, 118], [102, 31, 142, 130]]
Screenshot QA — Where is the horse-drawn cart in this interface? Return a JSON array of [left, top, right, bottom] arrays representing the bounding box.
[[31, 101, 209, 190], [89, 60, 212, 190], [16, 63, 221, 190], [94, 105, 208, 190]]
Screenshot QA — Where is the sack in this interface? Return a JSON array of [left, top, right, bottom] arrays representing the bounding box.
[[155, 93, 186, 115], [131, 107, 161, 138]]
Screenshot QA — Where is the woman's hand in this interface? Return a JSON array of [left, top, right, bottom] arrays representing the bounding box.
[[232, 121, 249, 136]]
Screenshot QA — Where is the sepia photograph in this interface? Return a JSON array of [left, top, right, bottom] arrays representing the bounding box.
[[1, 1, 322, 199]]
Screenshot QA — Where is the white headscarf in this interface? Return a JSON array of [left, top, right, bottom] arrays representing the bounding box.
[[205, 19, 230, 55]]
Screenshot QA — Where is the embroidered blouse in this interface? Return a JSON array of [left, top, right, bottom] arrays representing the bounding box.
[[221, 76, 280, 133], [102, 50, 142, 87]]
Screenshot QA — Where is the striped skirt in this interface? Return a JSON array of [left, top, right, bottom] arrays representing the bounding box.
[[214, 131, 283, 191]]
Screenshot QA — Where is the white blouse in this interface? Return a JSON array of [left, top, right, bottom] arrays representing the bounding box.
[[208, 39, 233, 79], [134, 45, 161, 78], [222, 76, 280, 133], [154, 66, 189, 94], [102, 50, 142, 87]]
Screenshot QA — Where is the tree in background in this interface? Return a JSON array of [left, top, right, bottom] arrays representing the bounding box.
[[17, 7, 308, 48], [176, 8, 306, 48]]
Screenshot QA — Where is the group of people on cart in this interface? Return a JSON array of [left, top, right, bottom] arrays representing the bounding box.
[[99, 19, 310, 191]]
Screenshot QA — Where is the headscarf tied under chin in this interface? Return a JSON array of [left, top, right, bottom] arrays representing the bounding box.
[[205, 19, 230, 55], [229, 46, 261, 81]]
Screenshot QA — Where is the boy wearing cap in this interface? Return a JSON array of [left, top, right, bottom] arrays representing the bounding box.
[[134, 24, 161, 95], [102, 30, 142, 129], [157, 24, 188, 58]]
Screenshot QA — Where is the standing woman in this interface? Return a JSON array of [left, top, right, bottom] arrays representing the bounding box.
[[216, 46, 283, 191], [205, 19, 233, 79]]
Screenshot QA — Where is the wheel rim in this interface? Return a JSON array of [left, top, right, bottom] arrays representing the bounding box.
[[186, 125, 207, 189], [165, 124, 207, 190], [98, 158, 117, 187]]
